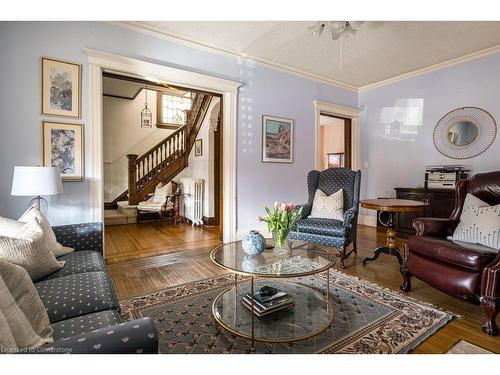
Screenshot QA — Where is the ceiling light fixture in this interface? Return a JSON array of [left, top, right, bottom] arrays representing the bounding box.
[[308, 21, 363, 40]]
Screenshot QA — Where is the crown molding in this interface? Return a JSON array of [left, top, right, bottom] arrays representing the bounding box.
[[112, 22, 500, 94], [112, 21, 359, 92], [358, 43, 500, 92]]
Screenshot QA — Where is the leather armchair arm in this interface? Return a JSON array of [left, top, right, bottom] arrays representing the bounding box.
[[296, 203, 312, 219], [481, 251, 500, 300], [412, 217, 458, 238], [343, 207, 358, 228], [40, 318, 158, 354]]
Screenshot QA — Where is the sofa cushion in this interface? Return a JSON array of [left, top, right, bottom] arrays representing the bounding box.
[[39, 251, 106, 281], [51, 310, 123, 341], [35, 271, 119, 323], [408, 235, 498, 272], [295, 218, 347, 237], [309, 189, 344, 221]]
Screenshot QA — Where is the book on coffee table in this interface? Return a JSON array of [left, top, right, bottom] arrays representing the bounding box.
[[242, 291, 294, 317]]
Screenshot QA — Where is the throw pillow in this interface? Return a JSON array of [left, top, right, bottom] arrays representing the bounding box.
[[0, 260, 53, 350], [153, 182, 173, 203], [309, 189, 344, 221], [0, 308, 16, 353], [452, 193, 500, 250], [0, 216, 24, 236], [19, 206, 74, 257], [0, 218, 64, 281]]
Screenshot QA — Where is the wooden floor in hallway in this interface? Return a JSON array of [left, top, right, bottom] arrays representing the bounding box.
[[106, 224, 500, 354]]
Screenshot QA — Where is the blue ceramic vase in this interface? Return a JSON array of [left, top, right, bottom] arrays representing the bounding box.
[[242, 230, 266, 255]]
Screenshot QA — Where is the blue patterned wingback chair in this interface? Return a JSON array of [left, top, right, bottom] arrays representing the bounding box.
[[289, 168, 361, 268]]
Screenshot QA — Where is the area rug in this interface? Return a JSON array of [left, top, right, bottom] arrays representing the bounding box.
[[446, 340, 493, 354], [120, 260, 452, 354]]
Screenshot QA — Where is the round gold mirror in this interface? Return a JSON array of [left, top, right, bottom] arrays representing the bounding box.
[[434, 107, 496, 159], [447, 121, 479, 146]]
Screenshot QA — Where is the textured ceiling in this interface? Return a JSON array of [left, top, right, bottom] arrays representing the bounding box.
[[129, 21, 500, 88]]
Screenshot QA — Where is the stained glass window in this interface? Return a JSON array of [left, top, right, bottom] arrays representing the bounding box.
[[158, 93, 193, 126]]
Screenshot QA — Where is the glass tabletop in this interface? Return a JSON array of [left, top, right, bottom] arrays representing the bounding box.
[[210, 240, 335, 278], [212, 280, 335, 343]]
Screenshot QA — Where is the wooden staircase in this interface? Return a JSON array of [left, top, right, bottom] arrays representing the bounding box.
[[112, 93, 212, 206]]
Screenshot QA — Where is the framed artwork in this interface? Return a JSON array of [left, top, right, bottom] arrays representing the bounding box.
[[195, 139, 203, 156], [42, 121, 84, 181], [262, 115, 294, 163], [42, 57, 81, 118], [327, 153, 345, 168]]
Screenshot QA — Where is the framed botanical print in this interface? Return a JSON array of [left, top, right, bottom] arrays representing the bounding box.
[[42, 121, 84, 181], [194, 139, 203, 156], [327, 153, 345, 168], [262, 115, 294, 163], [42, 57, 81, 118]]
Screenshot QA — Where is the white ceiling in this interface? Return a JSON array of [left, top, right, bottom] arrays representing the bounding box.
[[103, 75, 188, 98], [128, 21, 500, 89]]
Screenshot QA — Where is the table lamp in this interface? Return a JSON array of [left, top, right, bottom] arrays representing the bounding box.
[[11, 166, 63, 213]]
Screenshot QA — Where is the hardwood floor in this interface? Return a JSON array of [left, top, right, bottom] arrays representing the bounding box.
[[106, 224, 500, 354], [104, 222, 221, 264]]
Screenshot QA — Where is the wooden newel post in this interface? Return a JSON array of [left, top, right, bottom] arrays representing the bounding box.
[[127, 154, 139, 205]]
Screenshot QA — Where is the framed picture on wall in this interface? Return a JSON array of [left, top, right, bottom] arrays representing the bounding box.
[[262, 115, 294, 163], [41, 57, 81, 118], [195, 139, 203, 156], [42, 121, 84, 181], [327, 153, 344, 168]]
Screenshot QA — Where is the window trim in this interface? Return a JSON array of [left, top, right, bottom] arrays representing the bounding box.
[[156, 92, 191, 129]]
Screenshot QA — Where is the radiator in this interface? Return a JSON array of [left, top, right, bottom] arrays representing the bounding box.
[[179, 177, 204, 226]]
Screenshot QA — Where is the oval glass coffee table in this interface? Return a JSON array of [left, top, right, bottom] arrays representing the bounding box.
[[210, 241, 336, 349]]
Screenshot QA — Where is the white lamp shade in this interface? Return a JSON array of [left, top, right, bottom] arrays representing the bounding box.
[[11, 166, 63, 196]]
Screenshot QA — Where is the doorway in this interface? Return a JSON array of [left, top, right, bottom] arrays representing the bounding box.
[[318, 114, 352, 170]]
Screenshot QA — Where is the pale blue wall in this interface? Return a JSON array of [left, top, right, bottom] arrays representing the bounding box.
[[359, 52, 500, 218], [0, 22, 358, 227]]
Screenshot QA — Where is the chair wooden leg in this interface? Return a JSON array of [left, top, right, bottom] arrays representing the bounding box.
[[481, 297, 499, 336], [400, 243, 412, 292], [353, 240, 357, 254], [339, 246, 346, 269]]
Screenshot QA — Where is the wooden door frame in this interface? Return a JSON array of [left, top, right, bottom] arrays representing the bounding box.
[[313, 100, 361, 171], [85, 48, 240, 254]]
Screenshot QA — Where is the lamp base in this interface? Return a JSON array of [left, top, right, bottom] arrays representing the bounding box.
[[29, 196, 48, 215]]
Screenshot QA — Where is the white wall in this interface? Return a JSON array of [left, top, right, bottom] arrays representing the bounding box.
[[177, 97, 220, 218], [103, 89, 174, 202], [359, 52, 500, 221]]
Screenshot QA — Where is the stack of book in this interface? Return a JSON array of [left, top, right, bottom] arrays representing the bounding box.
[[242, 290, 294, 317]]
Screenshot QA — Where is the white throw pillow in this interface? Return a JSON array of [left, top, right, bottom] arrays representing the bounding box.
[[0, 260, 53, 350], [452, 193, 500, 250], [19, 206, 74, 257], [0, 218, 64, 281], [153, 182, 173, 203], [309, 189, 344, 221]]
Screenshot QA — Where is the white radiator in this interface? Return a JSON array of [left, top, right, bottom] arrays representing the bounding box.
[[180, 177, 204, 226]]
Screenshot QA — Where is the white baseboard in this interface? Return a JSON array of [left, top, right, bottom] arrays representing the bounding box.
[[358, 214, 377, 227]]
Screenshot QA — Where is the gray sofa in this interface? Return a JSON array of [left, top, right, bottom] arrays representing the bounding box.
[[32, 222, 158, 353]]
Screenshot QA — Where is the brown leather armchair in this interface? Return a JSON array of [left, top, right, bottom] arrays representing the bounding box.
[[400, 171, 500, 336]]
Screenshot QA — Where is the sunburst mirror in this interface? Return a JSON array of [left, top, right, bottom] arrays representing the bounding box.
[[433, 107, 497, 159]]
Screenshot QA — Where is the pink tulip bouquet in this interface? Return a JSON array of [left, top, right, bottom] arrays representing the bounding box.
[[258, 202, 303, 254]]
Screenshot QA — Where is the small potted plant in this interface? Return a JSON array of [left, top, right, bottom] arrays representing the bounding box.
[[259, 202, 303, 255]]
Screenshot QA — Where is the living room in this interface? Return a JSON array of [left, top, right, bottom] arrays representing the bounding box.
[[1, 1, 499, 373]]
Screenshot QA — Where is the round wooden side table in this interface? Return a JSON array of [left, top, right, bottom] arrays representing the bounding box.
[[360, 199, 427, 265]]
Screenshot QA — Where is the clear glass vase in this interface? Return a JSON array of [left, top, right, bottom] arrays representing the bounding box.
[[272, 231, 291, 256]]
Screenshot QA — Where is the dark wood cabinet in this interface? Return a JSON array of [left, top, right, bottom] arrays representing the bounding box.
[[377, 188, 456, 236]]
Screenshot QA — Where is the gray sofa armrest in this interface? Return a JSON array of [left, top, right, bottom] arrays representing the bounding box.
[[52, 222, 103, 254], [40, 318, 158, 354], [343, 207, 358, 228], [296, 203, 312, 219]]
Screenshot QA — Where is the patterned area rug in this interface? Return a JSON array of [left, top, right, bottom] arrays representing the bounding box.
[[120, 261, 452, 354]]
